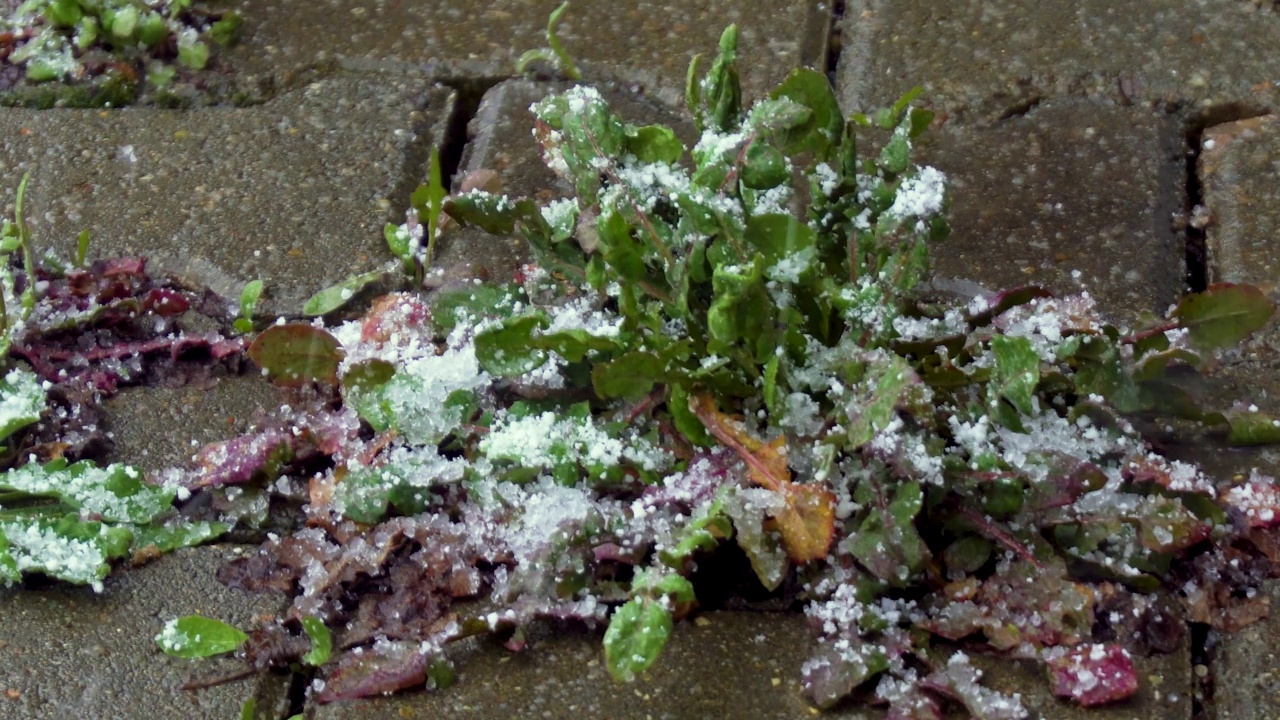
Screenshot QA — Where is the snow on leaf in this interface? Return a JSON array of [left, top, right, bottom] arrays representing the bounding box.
[[0, 367, 44, 444], [155, 615, 249, 658], [690, 392, 835, 563], [185, 429, 294, 490], [603, 596, 673, 681], [1045, 643, 1138, 707]]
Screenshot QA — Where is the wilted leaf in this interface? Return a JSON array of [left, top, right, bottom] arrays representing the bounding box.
[[690, 392, 835, 562], [248, 324, 344, 386]]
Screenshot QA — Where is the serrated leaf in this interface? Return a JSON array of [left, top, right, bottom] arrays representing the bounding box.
[[1171, 283, 1275, 351], [301, 616, 333, 666], [604, 597, 673, 681], [155, 615, 248, 658], [301, 270, 385, 317], [248, 324, 344, 387]]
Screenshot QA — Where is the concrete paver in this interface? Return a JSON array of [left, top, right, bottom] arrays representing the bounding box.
[[839, 0, 1280, 122], [224, 0, 830, 108], [915, 100, 1184, 327], [0, 546, 290, 720], [0, 71, 453, 316]]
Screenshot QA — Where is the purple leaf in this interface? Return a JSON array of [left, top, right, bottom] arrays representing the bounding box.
[[186, 429, 295, 489], [1045, 644, 1138, 707]]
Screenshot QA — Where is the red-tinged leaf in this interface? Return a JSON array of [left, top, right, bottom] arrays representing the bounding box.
[[1046, 644, 1138, 707], [689, 392, 835, 563], [248, 324, 344, 387], [316, 643, 430, 703], [359, 293, 431, 345], [965, 285, 1053, 326], [141, 288, 191, 317], [186, 429, 295, 489], [1171, 283, 1275, 351], [1224, 477, 1280, 529]]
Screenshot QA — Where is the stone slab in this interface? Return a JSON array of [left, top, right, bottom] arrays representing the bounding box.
[[439, 78, 693, 284], [1204, 579, 1280, 719], [0, 71, 452, 316], [0, 545, 290, 720], [307, 611, 1190, 719], [102, 372, 281, 474], [224, 0, 829, 108], [916, 100, 1184, 327], [838, 0, 1280, 122]]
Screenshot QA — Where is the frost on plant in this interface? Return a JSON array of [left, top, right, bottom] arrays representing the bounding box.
[[3, 19, 1275, 718]]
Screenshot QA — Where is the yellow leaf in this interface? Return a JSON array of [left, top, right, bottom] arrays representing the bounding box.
[[690, 392, 835, 563]]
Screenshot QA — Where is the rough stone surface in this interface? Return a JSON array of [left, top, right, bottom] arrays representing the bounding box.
[[307, 611, 1189, 720], [839, 0, 1280, 122], [917, 100, 1184, 326], [1204, 579, 1280, 719], [103, 373, 281, 474], [0, 546, 290, 720], [225, 0, 829, 108], [0, 72, 452, 315], [439, 78, 692, 283]]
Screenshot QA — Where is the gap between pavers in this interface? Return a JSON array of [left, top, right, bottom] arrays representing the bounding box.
[[838, 0, 1280, 124], [222, 0, 830, 110], [0, 70, 453, 318], [0, 545, 290, 720]]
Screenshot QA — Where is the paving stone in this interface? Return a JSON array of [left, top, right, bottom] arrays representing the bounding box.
[[438, 78, 693, 284], [0, 545, 290, 720], [838, 0, 1280, 122], [0, 71, 452, 316], [102, 373, 281, 474], [224, 0, 829, 108], [1204, 579, 1280, 719], [916, 100, 1184, 327], [306, 610, 1190, 719]]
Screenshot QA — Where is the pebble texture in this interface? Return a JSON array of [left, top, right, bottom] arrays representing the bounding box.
[[0, 72, 452, 315], [0, 546, 290, 720]]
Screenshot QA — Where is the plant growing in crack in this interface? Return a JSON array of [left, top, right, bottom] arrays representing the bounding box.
[[139, 23, 1280, 717]]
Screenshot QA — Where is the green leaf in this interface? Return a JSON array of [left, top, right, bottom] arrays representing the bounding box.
[[110, 6, 139, 38], [0, 367, 44, 445], [300, 616, 333, 666], [842, 353, 917, 447], [603, 597, 673, 682], [474, 313, 549, 376], [75, 229, 91, 267], [1211, 409, 1280, 447], [592, 342, 690, 400], [45, 0, 81, 28], [130, 521, 229, 553], [741, 141, 788, 189], [943, 536, 992, 575], [239, 698, 256, 720], [247, 324, 344, 387], [209, 12, 243, 47], [137, 12, 166, 46], [238, 279, 263, 326], [703, 25, 743, 132], [1, 461, 173, 525], [341, 359, 397, 431], [768, 67, 843, 158], [301, 270, 385, 316], [155, 615, 248, 658], [0, 517, 131, 586], [626, 125, 684, 165], [990, 335, 1040, 416], [384, 223, 412, 264], [668, 383, 712, 447], [444, 192, 518, 235], [1171, 283, 1275, 351], [177, 38, 210, 70]]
